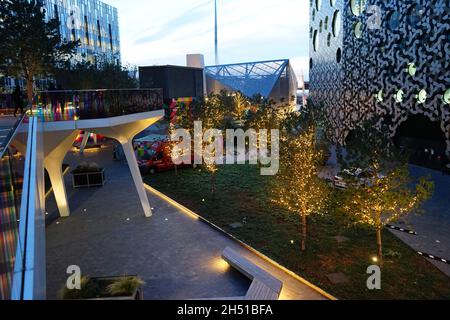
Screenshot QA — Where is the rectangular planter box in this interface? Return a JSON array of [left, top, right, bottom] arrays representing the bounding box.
[[72, 169, 106, 188], [87, 276, 144, 300]]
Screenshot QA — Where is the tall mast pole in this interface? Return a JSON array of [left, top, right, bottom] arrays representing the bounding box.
[[214, 0, 219, 65]]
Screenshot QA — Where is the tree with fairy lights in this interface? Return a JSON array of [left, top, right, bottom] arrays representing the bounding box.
[[271, 125, 330, 251], [0, 0, 79, 103], [337, 119, 434, 264], [200, 94, 228, 195], [232, 92, 249, 122], [169, 100, 195, 175], [170, 93, 227, 195]]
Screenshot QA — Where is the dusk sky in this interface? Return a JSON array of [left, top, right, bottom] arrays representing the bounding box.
[[103, 0, 310, 80]]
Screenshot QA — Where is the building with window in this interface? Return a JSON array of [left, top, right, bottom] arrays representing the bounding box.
[[139, 65, 204, 101], [43, 0, 121, 64], [1, 0, 121, 93], [309, 0, 450, 163]]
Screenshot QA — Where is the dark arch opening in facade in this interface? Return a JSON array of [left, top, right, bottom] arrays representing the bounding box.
[[394, 115, 448, 171]]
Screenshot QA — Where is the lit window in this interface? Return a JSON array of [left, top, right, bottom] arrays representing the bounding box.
[[313, 30, 319, 51], [443, 89, 450, 105], [351, 0, 367, 16], [417, 90, 427, 104], [354, 22, 363, 38], [376, 90, 383, 102], [395, 90, 404, 103], [332, 10, 341, 37], [407, 63, 417, 76]]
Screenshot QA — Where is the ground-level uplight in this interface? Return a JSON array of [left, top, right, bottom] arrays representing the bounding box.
[[211, 258, 230, 273]]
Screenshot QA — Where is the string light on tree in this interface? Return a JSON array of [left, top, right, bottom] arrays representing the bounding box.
[[270, 126, 330, 251]]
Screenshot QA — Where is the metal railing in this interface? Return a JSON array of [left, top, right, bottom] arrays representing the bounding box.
[[0, 115, 25, 157]]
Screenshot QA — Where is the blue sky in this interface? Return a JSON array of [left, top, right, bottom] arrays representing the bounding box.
[[103, 0, 310, 80]]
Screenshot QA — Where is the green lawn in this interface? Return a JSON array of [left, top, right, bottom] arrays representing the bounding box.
[[144, 165, 450, 300]]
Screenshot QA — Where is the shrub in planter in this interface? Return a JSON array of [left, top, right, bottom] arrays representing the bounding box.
[[72, 162, 103, 174], [60, 276, 144, 300], [72, 162, 105, 188]]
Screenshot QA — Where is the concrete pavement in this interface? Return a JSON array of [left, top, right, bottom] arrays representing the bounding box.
[[390, 165, 450, 277], [45, 141, 328, 300]]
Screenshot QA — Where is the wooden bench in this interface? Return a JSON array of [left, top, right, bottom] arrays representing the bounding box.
[[222, 247, 282, 300]]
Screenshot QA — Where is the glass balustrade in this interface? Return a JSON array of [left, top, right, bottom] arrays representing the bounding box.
[[0, 119, 27, 300], [31, 89, 164, 122]]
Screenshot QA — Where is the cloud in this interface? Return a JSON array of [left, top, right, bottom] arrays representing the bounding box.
[[102, 0, 310, 77], [133, 0, 211, 45]]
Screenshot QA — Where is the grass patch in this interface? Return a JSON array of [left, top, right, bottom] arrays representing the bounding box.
[[144, 165, 450, 300]]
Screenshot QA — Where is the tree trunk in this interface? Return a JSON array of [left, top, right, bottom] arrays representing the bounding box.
[[26, 76, 34, 107], [301, 214, 307, 251], [376, 227, 383, 264], [211, 172, 216, 196]]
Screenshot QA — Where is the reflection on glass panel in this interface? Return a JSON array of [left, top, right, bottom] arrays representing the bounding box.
[[32, 89, 163, 121], [0, 128, 27, 300]]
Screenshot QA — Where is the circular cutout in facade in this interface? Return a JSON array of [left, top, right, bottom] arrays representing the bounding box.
[[417, 89, 427, 104], [395, 90, 405, 103], [443, 89, 450, 105], [376, 90, 384, 102], [313, 30, 319, 51], [351, 0, 367, 16], [336, 48, 342, 63], [387, 11, 400, 30], [354, 21, 363, 38], [407, 5, 421, 27], [332, 10, 341, 37], [407, 63, 417, 76]]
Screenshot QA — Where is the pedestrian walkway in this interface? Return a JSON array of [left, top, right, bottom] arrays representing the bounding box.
[[0, 116, 19, 151], [390, 165, 450, 277], [45, 142, 329, 300]]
